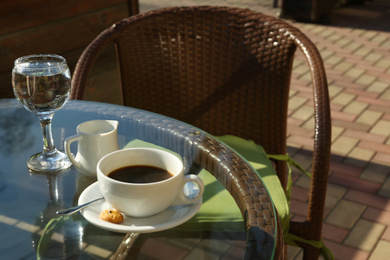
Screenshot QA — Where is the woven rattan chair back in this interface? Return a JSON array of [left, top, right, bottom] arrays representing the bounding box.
[[71, 6, 331, 259]]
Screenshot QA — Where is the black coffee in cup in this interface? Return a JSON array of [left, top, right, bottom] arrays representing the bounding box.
[[108, 165, 173, 184]]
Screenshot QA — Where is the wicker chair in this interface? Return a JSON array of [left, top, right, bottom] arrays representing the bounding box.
[[71, 6, 331, 259]]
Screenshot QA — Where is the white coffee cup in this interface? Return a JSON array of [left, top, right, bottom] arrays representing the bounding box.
[[97, 148, 204, 217]]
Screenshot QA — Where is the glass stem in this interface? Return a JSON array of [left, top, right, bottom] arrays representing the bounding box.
[[39, 115, 57, 155]]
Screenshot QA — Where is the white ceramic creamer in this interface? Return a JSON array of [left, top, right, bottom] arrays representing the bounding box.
[[65, 120, 119, 176]]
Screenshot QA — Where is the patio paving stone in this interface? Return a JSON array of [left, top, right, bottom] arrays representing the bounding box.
[[325, 200, 366, 229], [368, 240, 390, 260], [344, 219, 385, 251]]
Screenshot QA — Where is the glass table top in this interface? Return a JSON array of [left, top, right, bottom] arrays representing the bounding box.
[[0, 99, 278, 259]]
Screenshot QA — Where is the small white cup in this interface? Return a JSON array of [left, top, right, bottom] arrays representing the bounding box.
[[97, 148, 204, 217], [65, 120, 119, 176]]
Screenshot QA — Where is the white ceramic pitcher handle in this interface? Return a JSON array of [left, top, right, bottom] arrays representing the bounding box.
[[171, 174, 204, 206], [64, 135, 82, 170]]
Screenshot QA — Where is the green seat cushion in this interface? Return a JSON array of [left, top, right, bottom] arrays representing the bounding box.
[[124, 136, 289, 233], [178, 168, 245, 231], [216, 135, 289, 234]]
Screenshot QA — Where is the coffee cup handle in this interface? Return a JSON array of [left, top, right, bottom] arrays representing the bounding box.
[[171, 174, 204, 206], [64, 135, 82, 170]]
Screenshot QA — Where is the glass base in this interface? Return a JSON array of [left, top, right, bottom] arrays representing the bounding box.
[[27, 150, 72, 174]]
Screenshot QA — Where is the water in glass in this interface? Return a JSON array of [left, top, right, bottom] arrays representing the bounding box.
[[12, 54, 72, 173]]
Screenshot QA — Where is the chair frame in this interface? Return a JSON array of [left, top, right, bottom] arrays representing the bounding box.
[[71, 6, 331, 259]]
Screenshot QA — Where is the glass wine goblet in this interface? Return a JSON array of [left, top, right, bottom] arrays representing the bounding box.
[[12, 54, 73, 173]]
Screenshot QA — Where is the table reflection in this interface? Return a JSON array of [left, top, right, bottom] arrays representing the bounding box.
[[0, 106, 35, 156], [30, 171, 83, 259]]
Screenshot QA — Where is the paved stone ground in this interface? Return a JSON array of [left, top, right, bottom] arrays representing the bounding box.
[[85, 1, 390, 259]]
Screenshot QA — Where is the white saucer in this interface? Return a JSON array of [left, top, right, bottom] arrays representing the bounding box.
[[78, 182, 202, 233]]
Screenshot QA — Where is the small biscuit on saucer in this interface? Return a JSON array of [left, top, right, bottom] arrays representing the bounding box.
[[99, 209, 124, 224]]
